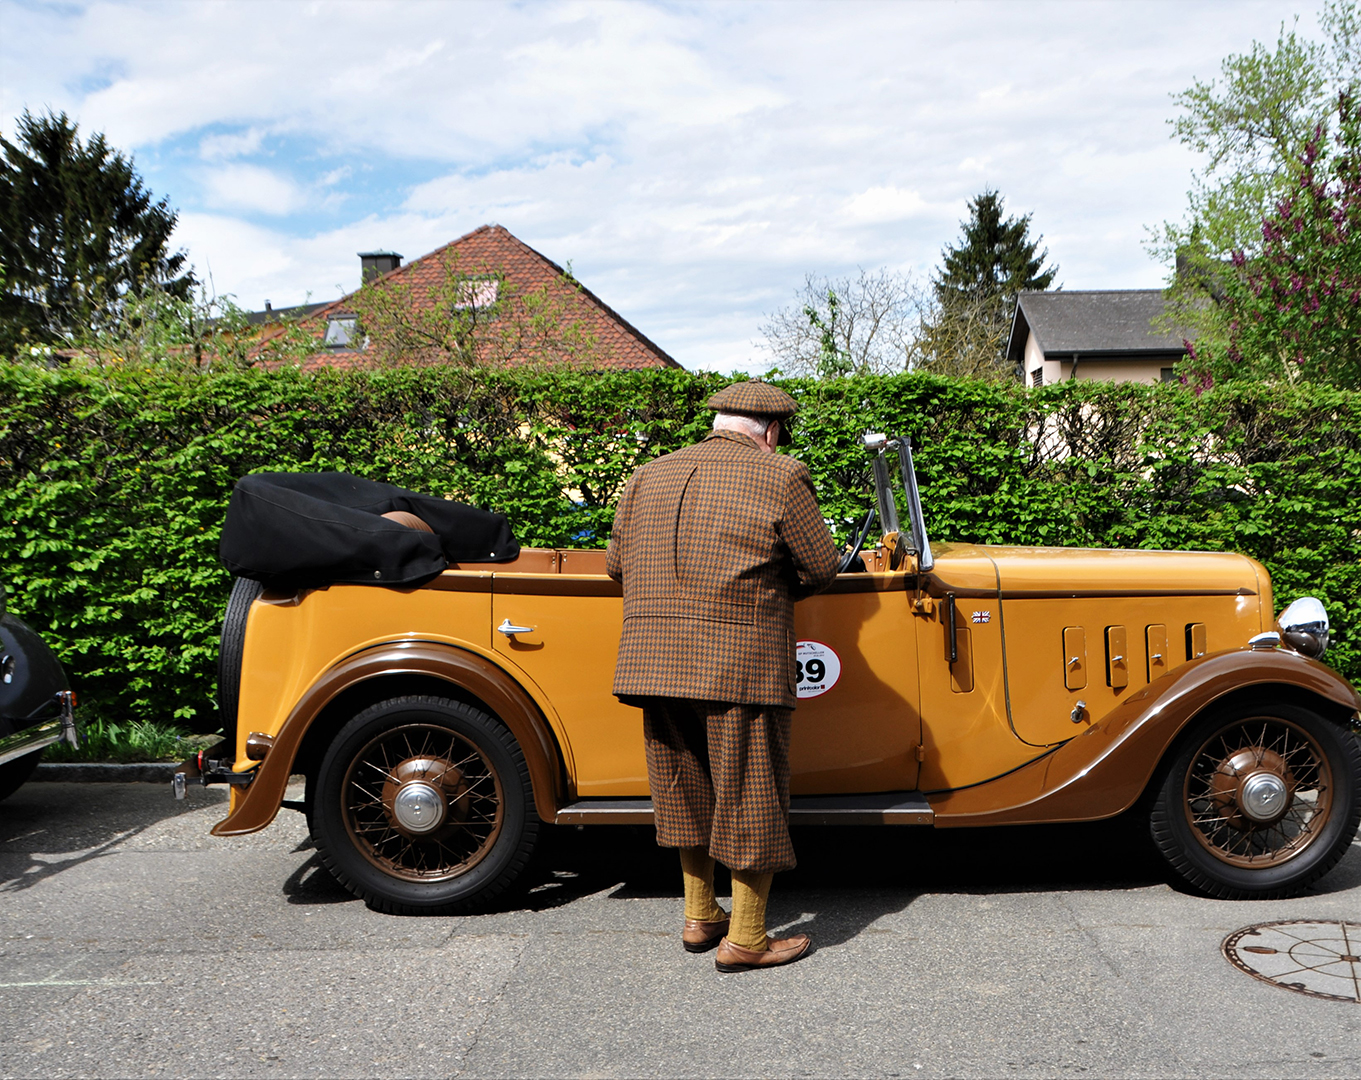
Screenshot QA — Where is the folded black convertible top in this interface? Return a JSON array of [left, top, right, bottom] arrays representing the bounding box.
[[219, 472, 519, 588]]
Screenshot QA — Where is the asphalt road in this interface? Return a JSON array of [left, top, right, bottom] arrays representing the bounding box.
[[1, 781, 1358, 1079]]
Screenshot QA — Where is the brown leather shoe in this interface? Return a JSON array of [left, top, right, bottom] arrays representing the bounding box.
[[714, 933, 811, 972], [682, 917, 730, 953]]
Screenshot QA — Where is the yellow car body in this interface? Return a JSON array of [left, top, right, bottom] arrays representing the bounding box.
[[193, 437, 1361, 914]]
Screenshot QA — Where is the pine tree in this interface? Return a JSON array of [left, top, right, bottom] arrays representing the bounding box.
[[0, 110, 192, 353], [917, 190, 1057, 377], [933, 189, 1057, 306]]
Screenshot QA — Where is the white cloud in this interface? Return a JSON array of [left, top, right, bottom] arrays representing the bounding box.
[[320, 166, 352, 188], [172, 213, 300, 305], [841, 186, 932, 224], [197, 164, 307, 216], [198, 127, 265, 161], [1, 0, 1333, 370]]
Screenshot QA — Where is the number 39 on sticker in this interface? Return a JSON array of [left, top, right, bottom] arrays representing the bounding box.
[[795, 640, 842, 699]]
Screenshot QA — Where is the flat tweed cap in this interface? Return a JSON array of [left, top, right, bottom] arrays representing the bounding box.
[[705, 380, 798, 419]]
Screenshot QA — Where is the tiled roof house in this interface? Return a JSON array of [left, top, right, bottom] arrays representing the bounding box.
[[1006, 290, 1191, 387], [265, 225, 680, 371]]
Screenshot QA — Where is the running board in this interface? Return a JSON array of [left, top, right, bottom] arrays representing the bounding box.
[[554, 790, 933, 827]]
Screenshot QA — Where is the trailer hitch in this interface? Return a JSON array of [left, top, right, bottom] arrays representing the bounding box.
[[172, 742, 256, 799]]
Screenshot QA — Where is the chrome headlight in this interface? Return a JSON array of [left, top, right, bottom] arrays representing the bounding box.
[[1276, 597, 1329, 659]]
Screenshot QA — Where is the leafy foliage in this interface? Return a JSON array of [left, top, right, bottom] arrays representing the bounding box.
[[345, 249, 602, 369], [1156, 1, 1360, 322], [1, 364, 1357, 732], [0, 111, 193, 353], [1183, 91, 1361, 387], [73, 284, 323, 371], [42, 713, 213, 764]]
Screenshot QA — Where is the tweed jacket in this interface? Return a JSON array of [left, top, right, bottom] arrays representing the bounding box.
[[606, 429, 839, 708]]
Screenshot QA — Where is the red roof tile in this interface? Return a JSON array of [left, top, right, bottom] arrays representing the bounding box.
[[281, 225, 679, 372]]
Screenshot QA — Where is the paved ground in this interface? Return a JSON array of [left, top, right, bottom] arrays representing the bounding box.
[[1, 781, 1358, 1079]]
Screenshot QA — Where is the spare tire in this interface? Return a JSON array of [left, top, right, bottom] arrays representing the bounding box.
[[217, 576, 265, 751]]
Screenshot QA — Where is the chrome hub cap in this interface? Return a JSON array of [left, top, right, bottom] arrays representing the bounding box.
[[1187, 717, 1332, 868], [1239, 771, 1289, 823], [344, 723, 507, 883], [392, 781, 445, 834]]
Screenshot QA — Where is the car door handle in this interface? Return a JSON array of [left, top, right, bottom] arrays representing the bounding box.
[[497, 619, 536, 637]]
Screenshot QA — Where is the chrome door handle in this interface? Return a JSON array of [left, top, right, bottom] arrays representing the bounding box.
[[498, 619, 535, 636]]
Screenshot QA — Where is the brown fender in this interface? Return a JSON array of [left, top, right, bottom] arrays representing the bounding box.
[[930, 647, 1361, 827], [211, 641, 566, 836]]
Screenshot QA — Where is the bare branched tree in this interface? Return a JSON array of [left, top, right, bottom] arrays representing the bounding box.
[[910, 290, 1016, 381], [757, 268, 924, 377]]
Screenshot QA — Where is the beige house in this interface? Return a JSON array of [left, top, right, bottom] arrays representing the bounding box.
[[1006, 290, 1189, 386]]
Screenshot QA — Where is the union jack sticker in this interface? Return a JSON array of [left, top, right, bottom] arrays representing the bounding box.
[[972, 610, 991, 624]]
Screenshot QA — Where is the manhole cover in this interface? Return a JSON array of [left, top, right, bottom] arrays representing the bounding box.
[[1224, 920, 1361, 1003]]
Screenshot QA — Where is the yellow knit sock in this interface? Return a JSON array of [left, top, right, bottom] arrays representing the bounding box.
[[728, 869, 774, 951], [679, 847, 726, 922]]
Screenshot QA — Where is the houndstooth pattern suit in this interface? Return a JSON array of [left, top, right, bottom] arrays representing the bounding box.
[[606, 428, 839, 871]]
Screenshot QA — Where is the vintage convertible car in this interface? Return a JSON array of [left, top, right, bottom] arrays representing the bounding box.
[[0, 583, 78, 801], [184, 435, 1361, 915]]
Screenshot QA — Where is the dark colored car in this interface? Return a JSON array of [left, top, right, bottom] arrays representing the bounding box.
[[0, 583, 77, 800]]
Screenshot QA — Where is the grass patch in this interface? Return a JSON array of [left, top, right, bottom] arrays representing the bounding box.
[[43, 712, 222, 763]]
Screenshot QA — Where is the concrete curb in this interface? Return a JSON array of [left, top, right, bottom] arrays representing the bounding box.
[[35, 762, 180, 783]]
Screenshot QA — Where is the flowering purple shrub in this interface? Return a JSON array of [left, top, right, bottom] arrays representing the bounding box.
[[1190, 92, 1361, 387]]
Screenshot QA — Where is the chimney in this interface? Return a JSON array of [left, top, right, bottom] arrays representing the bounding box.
[[359, 250, 402, 285]]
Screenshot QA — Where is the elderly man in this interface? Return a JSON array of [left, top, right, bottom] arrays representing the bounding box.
[[606, 381, 840, 972]]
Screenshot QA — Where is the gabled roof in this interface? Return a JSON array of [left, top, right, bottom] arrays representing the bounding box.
[[290, 225, 680, 371], [243, 301, 328, 327], [1006, 290, 1191, 366]]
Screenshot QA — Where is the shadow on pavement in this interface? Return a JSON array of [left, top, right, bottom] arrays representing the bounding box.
[[493, 812, 1184, 927], [0, 781, 223, 893], [455, 815, 1177, 948], [282, 851, 357, 905], [526, 814, 1165, 902]]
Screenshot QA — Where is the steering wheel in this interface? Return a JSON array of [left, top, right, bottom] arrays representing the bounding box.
[[837, 508, 877, 574]]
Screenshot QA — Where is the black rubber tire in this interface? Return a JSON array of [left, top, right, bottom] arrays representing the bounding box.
[[312, 695, 538, 915], [0, 748, 43, 803], [217, 576, 264, 746], [1149, 701, 1361, 900]]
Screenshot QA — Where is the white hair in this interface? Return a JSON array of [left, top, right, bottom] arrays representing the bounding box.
[[712, 412, 772, 439]]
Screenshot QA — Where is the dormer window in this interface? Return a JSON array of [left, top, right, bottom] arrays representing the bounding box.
[[324, 315, 358, 348], [455, 279, 499, 310]]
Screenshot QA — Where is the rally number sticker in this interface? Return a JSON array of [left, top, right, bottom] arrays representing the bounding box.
[[795, 640, 841, 699]]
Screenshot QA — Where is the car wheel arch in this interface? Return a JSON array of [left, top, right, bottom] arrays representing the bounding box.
[[211, 641, 568, 837], [1114, 659, 1361, 815], [933, 652, 1361, 826], [1135, 681, 1360, 805]]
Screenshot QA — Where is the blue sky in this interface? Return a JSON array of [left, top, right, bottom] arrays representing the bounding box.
[[1, 0, 1330, 371]]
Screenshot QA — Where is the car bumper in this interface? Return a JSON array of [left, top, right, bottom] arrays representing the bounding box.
[[0, 692, 78, 766]]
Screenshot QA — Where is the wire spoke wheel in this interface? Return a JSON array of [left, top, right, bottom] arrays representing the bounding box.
[[1183, 716, 1332, 869], [342, 722, 505, 882], [1150, 700, 1361, 900], [313, 695, 537, 915]]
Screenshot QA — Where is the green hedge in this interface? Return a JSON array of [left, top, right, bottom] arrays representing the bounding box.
[[2, 362, 1357, 731]]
